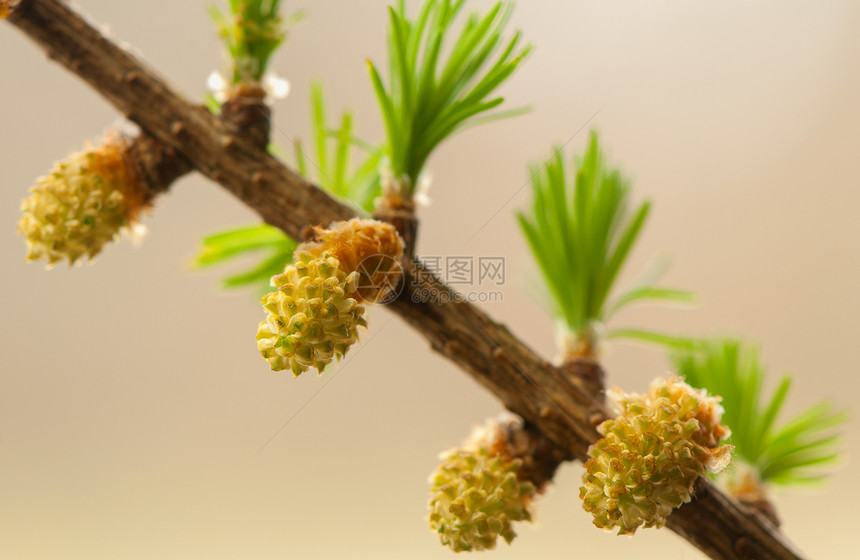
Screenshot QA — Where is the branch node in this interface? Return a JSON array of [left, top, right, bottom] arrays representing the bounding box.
[[220, 135, 237, 150], [444, 339, 460, 356], [559, 359, 605, 399], [734, 537, 754, 559], [170, 121, 185, 136]]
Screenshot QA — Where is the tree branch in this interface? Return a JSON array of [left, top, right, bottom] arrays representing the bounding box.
[[3, 2, 807, 559]]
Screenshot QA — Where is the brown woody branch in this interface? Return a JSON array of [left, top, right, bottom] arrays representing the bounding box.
[[3, 2, 807, 559], [124, 133, 191, 199]]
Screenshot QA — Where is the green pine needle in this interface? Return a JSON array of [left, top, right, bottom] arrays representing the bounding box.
[[297, 83, 385, 211], [193, 224, 297, 293], [192, 83, 383, 293], [368, 0, 531, 193], [518, 131, 693, 343], [607, 329, 697, 351], [210, 0, 298, 84], [672, 338, 847, 485]]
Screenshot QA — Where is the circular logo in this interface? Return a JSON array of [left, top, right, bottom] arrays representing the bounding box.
[[355, 254, 404, 304]]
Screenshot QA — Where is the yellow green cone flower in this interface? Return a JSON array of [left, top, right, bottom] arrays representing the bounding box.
[[580, 376, 732, 535], [428, 418, 536, 552], [18, 137, 149, 267], [256, 219, 403, 374], [256, 251, 366, 376]]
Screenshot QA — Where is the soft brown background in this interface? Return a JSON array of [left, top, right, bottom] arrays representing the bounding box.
[[1, 1, 859, 558]]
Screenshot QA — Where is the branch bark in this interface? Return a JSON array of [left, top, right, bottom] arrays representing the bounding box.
[[3, 2, 807, 559]]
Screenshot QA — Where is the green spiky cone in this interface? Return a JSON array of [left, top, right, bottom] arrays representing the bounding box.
[[256, 251, 366, 376], [428, 419, 536, 552], [580, 377, 732, 535], [18, 137, 149, 267]]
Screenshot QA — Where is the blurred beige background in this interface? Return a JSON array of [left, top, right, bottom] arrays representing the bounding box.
[[2, 0, 859, 558]]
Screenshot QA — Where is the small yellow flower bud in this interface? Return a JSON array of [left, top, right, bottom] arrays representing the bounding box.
[[428, 417, 536, 552], [580, 376, 732, 535], [256, 251, 366, 375], [17, 136, 149, 267]]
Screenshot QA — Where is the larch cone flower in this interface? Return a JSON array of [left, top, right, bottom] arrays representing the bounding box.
[[428, 417, 536, 552], [300, 218, 405, 304], [256, 251, 366, 376], [18, 136, 149, 267], [580, 376, 732, 535], [255, 218, 404, 374]]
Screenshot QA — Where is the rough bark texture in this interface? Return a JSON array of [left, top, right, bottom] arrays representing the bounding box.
[[508, 421, 572, 491], [219, 85, 272, 151], [559, 358, 606, 401], [4, 2, 808, 559], [740, 497, 782, 528], [124, 132, 191, 198], [124, 88, 270, 201], [373, 200, 419, 261]]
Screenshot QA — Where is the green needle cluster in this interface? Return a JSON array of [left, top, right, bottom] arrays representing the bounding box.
[[194, 224, 298, 294], [672, 338, 847, 486], [518, 132, 693, 357], [294, 85, 384, 213], [210, 0, 292, 84], [368, 0, 531, 196]]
